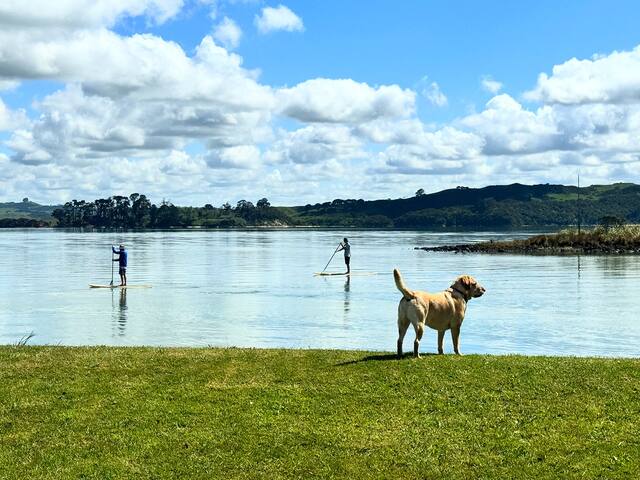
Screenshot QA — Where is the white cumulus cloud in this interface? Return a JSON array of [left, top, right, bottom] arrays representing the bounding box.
[[481, 75, 503, 94], [278, 78, 415, 123], [264, 125, 364, 165], [424, 82, 447, 107], [0, 0, 184, 28], [207, 145, 261, 169], [213, 16, 242, 49], [0, 99, 27, 131], [460, 94, 562, 155], [374, 125, 484, 176], [525, 45, 640, 105], [255, 4, 303, 34]]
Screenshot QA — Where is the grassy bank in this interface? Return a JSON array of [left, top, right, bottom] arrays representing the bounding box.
[[419, 224, 640, 254], [1, 347, 638, 479]]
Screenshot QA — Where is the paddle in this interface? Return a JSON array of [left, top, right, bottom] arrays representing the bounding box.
[[321, 242, 342, 274], [110, 245, 114, 286]]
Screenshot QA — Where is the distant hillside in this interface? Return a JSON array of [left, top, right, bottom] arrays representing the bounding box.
[[4, 183, 640, 229], [0, 199, 57, 222], [289, 183, 640, 228]]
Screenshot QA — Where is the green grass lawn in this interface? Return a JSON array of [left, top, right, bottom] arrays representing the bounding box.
[[1, 347, 638, 479]]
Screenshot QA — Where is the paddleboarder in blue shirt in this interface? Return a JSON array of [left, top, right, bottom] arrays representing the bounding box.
[[337, 237, 351, 274], [112, 244, 128, 286]]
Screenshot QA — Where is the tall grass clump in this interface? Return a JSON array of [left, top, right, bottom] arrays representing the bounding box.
[[596, 224, 640, 243], [557, 224, 640, 245], [13, 331, 35, 347]]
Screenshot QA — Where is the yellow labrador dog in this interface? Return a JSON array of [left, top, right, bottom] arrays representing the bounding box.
[[394, 269, 485, 357]]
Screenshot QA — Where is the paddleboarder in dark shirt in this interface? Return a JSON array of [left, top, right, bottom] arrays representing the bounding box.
[[337, 237, 351, 274], [112, 244, 128, 286]]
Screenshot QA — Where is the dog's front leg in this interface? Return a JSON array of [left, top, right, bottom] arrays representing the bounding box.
[[437, 330, 445, 354], [451, 326, 462, 355]]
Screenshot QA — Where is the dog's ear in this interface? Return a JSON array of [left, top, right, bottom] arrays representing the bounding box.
[[461, 276, 475, 288]]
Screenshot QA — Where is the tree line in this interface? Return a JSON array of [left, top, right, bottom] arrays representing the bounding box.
[[52, 194, 291, 228], [21, 183, 640, 229], [0, 218, 50, 228]]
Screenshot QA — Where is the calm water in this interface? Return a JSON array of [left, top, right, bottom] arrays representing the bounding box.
[[0, 228, 639, 357]]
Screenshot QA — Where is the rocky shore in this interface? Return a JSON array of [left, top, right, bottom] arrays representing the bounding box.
[[416, 227, 640, 255]]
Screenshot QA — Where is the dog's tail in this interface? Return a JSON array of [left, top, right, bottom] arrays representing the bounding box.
[[393, 268, 415, 300]]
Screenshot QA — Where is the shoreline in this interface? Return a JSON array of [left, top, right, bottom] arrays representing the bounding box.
[[2, 344, 638, 359], [0, 225, 564, 233], [416, 226, 640, 255], [416, 244, 640, 255]]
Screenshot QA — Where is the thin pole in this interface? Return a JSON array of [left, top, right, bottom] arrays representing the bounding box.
[[321, 243, 342, 273], [577, 171, 581, 235], [110, 246, 114, 286]]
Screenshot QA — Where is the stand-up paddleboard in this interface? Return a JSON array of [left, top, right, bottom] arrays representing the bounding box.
[[89, 284, 152, 289], [314, 272, 377, 277]]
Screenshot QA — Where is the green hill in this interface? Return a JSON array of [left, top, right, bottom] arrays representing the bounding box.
[[289, 183, 640, 228], [0, 199, 57, 223]]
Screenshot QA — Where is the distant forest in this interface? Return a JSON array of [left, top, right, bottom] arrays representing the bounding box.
[[2, 183, 640, 229], [50, 195, 289, 228]]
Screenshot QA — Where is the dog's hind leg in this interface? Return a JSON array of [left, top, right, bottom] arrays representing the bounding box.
[[397, 302, 410, 358], [413, 322, 424, 358], [407, 300, 427, 358]]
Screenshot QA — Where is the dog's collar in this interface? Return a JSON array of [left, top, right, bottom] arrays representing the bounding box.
[[449, 286, 469, 301]]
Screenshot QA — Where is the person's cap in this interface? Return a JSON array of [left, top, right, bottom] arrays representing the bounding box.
[[119, 244, 125, 249], [343, 237, 348, 242]]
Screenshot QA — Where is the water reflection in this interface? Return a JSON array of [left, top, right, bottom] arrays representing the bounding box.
[[577, 255, 581, 279], [575, 255, 582, 302], [112, 289, 128, 336], [594, 255, 640, 276], [343, 277, 351, 321]]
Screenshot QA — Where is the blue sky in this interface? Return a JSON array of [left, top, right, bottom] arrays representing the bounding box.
[[1, 0, 640, 205], [131, 0, 640, 111], [120, 1, 640, 118]]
